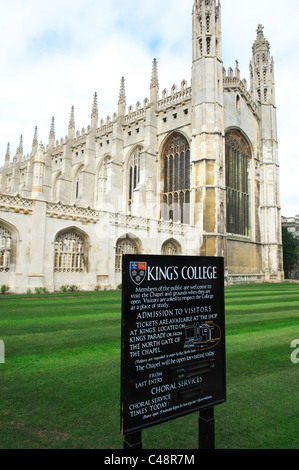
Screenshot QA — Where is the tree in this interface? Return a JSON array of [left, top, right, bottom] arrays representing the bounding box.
[[282, 226, 299, 278]]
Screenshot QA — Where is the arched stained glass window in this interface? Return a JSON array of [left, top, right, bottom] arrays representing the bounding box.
[[162, 133, 190, 223], [128, 147, 141, 212], [0, 226, 12, 272], [225, 130, 250, 236], [54, 230, 86, 272], [115, 236, 139, 273]]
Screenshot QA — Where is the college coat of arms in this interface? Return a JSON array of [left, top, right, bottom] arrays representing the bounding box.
[[129, 262, 147, 286]]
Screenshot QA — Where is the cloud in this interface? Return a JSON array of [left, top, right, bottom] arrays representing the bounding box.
[[0, 0, 298, 217]]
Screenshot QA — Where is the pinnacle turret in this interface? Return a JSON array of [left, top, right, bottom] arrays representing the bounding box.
[[91, 92, 98, 119], [16, 135, 23, 160], [150, 58, 159, 89], [252, 24, 270, 56], [33, 126, 38, 145], [250, 24, 275, 105], [91, 92, 98, 129], [5, 143, 10, 166], [118, 77, 126, 105], [49, 117, 55, 140], [32, 126, 38, 154], [118, 77, 126, 116], [150, 58, 159, 103], [192, 0, 222, 62], [48, 116, 55, 149], [69, 106, 75, 130], [68, 106, 75, 138]]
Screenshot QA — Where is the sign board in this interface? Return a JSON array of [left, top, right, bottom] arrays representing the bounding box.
[[121, 255, 226, 436]]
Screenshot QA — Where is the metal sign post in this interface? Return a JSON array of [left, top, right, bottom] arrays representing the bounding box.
[[124, 431, 143, 449], [199, 407, 215, 449]]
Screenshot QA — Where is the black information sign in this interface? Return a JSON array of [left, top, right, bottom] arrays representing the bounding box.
[[121, 255, 226, 436]]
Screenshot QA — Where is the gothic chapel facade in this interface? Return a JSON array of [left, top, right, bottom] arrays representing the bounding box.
[[0, 0, 283, 292]]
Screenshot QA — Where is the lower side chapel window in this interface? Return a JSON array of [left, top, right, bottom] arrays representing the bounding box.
[[225, 130, 250, 236], [162, 133, 190, 224], [161, 240, 181, 256], [0, 226, 12, 272], [54, 231, 85, 272], [115, 237, 139, 273]]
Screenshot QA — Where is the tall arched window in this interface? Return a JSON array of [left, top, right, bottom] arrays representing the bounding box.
[[54, 230, 86, 272], [0, 226, 12, 272], [162, 133, 190, 224], [128, 147, 141, 212], [115, 236, 139, 273], [225, 130, 250, 236]]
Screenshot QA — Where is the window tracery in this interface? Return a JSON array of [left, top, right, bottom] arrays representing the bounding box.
[[54, 231, 85, 272], [0, 226, 12, 272], [225, 130, 250, 236], [115, 237, 139, 273], [161, 240, 181, 256], [162, 133, 190, 224]]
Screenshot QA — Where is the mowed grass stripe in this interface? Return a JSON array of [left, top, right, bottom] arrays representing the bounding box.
[[225, 285, 299, 302], [0, 312, 121, 336], [4, 327, 121, 359], [0, 291, 121, 318], [3, 343, 121, 374], [227, 315, 298, 335], [226, 299, 299, 312]]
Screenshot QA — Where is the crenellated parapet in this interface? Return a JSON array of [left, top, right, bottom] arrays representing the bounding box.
[[223, 62, 258, 117]]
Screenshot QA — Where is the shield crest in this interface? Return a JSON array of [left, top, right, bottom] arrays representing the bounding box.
[[129, 262, 147, 286]]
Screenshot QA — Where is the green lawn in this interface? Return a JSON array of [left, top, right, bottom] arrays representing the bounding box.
[[0, 284, 298, 449]]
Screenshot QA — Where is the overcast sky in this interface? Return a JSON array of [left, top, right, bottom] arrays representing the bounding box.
[[0, 0, 298, 216]]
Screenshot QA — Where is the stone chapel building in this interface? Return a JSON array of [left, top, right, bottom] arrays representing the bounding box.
[[0, 0, 283, 292]]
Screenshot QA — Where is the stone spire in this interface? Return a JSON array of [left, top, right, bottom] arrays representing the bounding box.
[[118, 77, 126, 116], [150, 58, 159, 89], [49, 117, 55, 140], [5, 143, 10, 167], [16, 135, 23, 161], [91, 92, 98, 119], [91, 92, 98, 128], [68, 106, 75, 138], [32, 126, 38, 154], [150, 58, 159, 103], [69, 105, 75, 129], [48, 116, 55, 149]]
